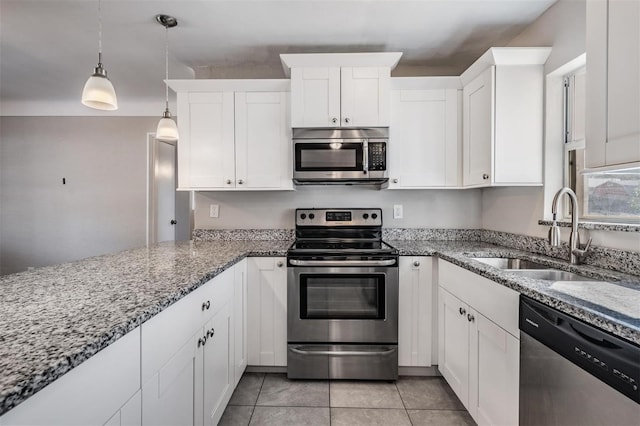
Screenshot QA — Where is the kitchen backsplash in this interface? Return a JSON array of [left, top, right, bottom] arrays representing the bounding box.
[[193, 227, 639, 276]]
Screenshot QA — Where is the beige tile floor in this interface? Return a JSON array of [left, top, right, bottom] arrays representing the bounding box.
[[219, 373, 476, 426]]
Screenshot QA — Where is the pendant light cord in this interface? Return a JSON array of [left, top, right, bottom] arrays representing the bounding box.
[[165, 24, 170, 112], [97, 0, 103, 65]]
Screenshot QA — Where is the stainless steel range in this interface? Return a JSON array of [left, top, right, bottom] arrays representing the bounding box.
[[287, 208, 399, 380]]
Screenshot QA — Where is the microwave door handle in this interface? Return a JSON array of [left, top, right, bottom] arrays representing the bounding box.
[[362, 139, 368, 173]]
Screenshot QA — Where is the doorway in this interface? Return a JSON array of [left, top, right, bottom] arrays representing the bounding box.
[[147, 133, 191, 245]]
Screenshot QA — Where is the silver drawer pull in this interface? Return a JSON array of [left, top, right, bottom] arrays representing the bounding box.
[[289, 347, 396, 357], [289, 259, 396, 267]]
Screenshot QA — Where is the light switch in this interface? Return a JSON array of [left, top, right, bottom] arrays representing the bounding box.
[[393, 204, 403, 219], [209, 204, 219, 218]]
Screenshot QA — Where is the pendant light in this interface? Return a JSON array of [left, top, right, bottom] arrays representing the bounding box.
[[155, 14, 179, 142], [82, 0, 118, 110]]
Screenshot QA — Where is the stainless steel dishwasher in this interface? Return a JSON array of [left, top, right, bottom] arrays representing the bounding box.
[[519, 296, 639, 426]]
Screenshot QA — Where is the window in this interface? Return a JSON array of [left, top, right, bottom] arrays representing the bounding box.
[[563, 69, 640, 222]]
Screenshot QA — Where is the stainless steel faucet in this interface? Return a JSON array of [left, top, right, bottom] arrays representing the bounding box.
[[549, 187, 592, 264]]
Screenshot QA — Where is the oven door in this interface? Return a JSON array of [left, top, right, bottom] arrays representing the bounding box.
[[287, 263, 398, 344], [293, 139, 368, 180]]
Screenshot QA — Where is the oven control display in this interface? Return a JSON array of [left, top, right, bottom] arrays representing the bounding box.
[[326, 211, 352, 222]]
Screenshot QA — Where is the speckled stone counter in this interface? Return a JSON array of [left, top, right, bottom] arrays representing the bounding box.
[[0, 239, 291, 416], [1, 236, 639, 417], [390, 240, 640, 345]]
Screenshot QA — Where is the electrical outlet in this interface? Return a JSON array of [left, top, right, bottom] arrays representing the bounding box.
[[209, 204, 219, 218], [393, 204, 403, 219]]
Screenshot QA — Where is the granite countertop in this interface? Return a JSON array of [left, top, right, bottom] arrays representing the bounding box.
[[0, 240, 291, 416], [1, 238, 639, 416], [390, 240, 640, 345]]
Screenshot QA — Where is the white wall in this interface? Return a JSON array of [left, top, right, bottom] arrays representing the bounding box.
[[0, 116, 158, 275], [195, 187, 482, 229]]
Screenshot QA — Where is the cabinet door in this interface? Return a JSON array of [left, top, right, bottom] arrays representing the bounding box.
[[233, 259, 248, 386], [141, 334, 197, 426], [463, 67, 494, 186], [247, 257, 288, 366], [605, 0, 640, 166], [104, 390, 142, 426], [341, 67, 391, 127], [235, 92, 292, 189], [389, 89, 460, 187], [468, 312, 519, 426], [438, 288, 470, 409], [200, 303, 234, 426], [177, 92, 235, 188], [290, 67, 341, 127], [398, 257, 433, 367]]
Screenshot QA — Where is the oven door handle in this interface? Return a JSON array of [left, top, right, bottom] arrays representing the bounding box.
[[289, 347, 397, 357], [288, 259, 396, 267]]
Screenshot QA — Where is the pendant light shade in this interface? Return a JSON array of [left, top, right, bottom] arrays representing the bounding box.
[[156, 111, 179, 142], [156, 14, 179, 142], [82, 62, 118, 110], [82, 0, 118, 111]]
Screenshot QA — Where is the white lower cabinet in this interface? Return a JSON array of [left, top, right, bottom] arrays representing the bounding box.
[[140, 263, 240, 426], [398, 256, 435, 367], [0, 328, 141, 426], [233, 259, 248, 385], [247, 257, 288, 366], [438, 260, 520, 426]]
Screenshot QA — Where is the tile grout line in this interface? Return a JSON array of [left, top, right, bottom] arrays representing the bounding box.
[[247, 373, 266, 426], [395, 378, 414, 426]]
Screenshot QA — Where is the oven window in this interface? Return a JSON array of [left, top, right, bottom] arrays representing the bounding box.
[[295, 143, 363, 171], [300, 274, 385, 320]]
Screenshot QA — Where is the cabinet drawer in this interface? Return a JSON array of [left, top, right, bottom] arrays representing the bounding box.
[[438, 260, 519, 337], [141, 266, 235, 384]]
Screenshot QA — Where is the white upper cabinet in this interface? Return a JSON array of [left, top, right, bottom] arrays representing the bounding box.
[[586, 0, 640, 168], [460, 47, 551, 187], [389, 78, 461, 188], [169, 80, 293, 191], [282, 53, 402, 128]]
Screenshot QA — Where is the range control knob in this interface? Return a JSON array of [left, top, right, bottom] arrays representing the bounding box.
[[300, 213, 307, 220], [309, 213, 315, 220], [363, 213, 369, 219], [371, 213, 378, 219]]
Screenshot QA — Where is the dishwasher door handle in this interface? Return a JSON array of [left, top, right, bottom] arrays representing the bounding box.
[[289, 259, 396, 267]]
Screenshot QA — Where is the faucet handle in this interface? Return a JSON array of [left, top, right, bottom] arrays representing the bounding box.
[[572, 237, 592, 261]]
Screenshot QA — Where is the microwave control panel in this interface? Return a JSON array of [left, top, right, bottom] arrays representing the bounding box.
[[368, 142, 386, 171]]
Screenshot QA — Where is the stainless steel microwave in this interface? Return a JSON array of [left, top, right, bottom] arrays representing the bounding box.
[[292, 128, 389, 186]]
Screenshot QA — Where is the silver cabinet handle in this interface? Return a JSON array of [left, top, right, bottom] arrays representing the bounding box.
[[198, 335, 207, 347], [344, 117, 350, 124], [331, 117, 338, 124], [238, 179, 244, 185], [467, 313, 475, 322], [482, 174, 489, 180], [459, 307, 466, 316], [202, 300, 210, 311], [289, 259, 396, 267], [413, 261, 420, 267], [277, 261, 284, 268], [290, 346, 396, 357], [393, 178, 399, 183], [226, 179, 232, 185], [207, 328, 215, 338]]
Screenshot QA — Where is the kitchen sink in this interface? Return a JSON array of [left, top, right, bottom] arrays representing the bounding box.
[[471, 257, 595, 281], [472, 257, 549, 270], [512, 269, 595, 281]]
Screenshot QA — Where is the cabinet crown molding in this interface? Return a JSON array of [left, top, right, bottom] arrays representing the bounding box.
[[460, 47, 552, 86], [280, 52, 403, 76], [167, 79, 290, 93]]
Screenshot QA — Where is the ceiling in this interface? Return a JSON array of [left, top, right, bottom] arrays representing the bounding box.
[[0, 0, 557, 115]]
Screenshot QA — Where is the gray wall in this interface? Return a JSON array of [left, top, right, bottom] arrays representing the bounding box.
[[0, 116, 158, 275], [195, 187, 483, 229]]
